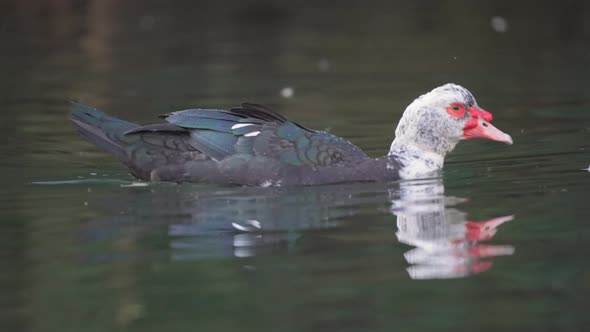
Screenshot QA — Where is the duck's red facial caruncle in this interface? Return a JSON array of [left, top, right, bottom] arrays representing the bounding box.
[[462, 106, 513, 145], [446, 102, 467, 118]]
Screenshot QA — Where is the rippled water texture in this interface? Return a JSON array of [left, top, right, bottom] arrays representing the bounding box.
[[1, 1, 590, 331]]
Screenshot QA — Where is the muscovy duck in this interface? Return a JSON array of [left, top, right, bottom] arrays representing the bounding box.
[[70, 83, 512, 186]]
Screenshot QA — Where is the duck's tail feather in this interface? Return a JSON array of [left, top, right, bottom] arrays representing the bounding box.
[[69, 102, 138, 162]]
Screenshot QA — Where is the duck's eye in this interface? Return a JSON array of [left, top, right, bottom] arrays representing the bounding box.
[[446, 103, 466, 118]]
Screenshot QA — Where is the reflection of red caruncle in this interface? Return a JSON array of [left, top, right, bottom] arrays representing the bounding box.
[[399, 212, 514, 280], [465, 215, 513, 241]]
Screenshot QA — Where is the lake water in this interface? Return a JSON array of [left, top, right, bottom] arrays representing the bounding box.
[[2, 1, 590, 331]]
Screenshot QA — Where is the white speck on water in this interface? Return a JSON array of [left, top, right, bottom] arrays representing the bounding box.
[[120, 182, 149, 187], [520, 129, 525, 133], [125, 89, 138, 97], [453, 56, 457, 60], [280, 87, 294, 98], [139, 15, 156, 30], [90, 172, 97, 176], [317, 58, 331, 71], [491, 16, 509, 33], [83, 201, 88, 206], [581, 165, 590, 172]]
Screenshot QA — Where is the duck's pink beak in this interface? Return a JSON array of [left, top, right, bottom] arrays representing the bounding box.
[[463, 107, 513, 145]]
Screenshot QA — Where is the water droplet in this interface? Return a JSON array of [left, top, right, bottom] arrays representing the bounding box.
[[139, 15, 156, 30], [120, 182, 149, 187], [317, 58, 331, 71], [491, 16, 509, 33], [280, 87, 294, 98]]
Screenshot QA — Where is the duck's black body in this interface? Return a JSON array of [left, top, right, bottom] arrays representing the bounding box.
[[70, 84, 513, 185], [70, 102, 401, 186]]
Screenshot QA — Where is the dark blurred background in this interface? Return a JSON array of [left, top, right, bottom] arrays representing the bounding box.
[[2, 0, 589, 109]]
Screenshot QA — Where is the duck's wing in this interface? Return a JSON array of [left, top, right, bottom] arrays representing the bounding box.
[[128, 103, 369, 167]]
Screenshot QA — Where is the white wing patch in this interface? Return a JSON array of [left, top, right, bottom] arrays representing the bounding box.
[[231, 220, 262, 232], [244, 131, 260, 137], [231, 123, 256, 130]]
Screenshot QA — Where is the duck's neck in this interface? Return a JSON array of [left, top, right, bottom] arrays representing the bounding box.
[[388, 138, 445, 179]]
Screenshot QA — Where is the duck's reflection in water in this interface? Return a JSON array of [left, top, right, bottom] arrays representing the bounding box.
[[167, 185, 362, 260], [166, 178, 513, 279], [391, 179, 514, 279]]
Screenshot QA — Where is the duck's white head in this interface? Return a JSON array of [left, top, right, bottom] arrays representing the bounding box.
[[390, 83, 512, 177]]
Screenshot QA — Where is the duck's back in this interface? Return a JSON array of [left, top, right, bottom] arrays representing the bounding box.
[[70, 102, 395, 185]]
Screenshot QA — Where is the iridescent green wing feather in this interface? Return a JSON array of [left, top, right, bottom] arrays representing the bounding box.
[[158, 103, 368, 166]]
